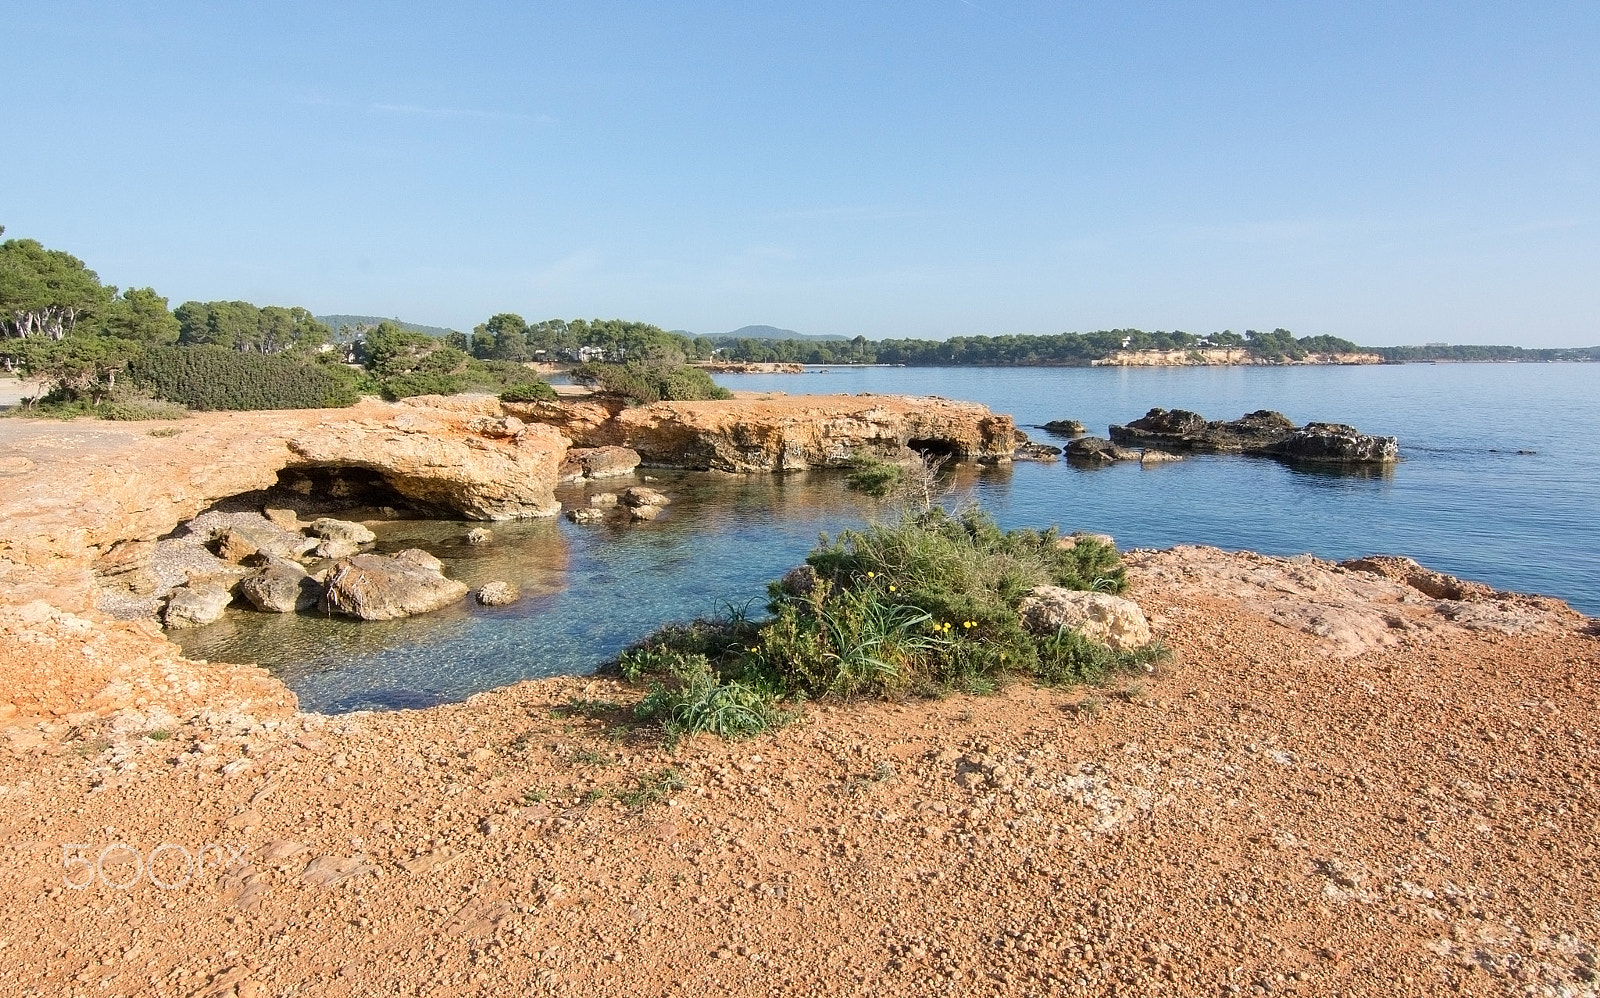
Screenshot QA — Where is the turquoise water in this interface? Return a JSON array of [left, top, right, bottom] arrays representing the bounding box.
[[174, 363, 1599, 713]]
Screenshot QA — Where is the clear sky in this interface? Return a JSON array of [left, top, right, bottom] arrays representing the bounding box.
[[3, 2, 1597, 345]]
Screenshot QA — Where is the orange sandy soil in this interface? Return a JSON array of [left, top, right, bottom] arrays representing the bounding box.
[[0, 550, 1595, 997]]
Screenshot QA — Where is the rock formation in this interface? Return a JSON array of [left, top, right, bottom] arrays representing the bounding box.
[[238, 557, 316, 613], [1039, 419, 1087, 436], [321, 550, 470, 621], [559, 446, 642, 482], [1109, 408, 1398, 464], [1066, 437, 1140, 464], [1016, 587, 1154, 651], [506, 394, 1016, 472]]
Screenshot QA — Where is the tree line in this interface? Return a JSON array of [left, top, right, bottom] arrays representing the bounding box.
[[4, 226, 1595, 416]]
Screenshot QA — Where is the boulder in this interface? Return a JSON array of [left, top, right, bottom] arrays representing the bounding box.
[[476, 581, 520, 606], [559, 446, 642, 482], [164, 582, 234, 628], [567, 508, 606, 524], [213, 520, 317, 564], [1066, 437, 1140, 464], [1140, 449, 1182, 464], [1262, 423, 1399, 464], [321, 552, 468, 621], [588, 492, 620, 508], [629, 505, 662, 521], [1017, 586, 1152, 651], [1040, 419, 1087, 436], [239, 558, 315, 613], [262, 507, 303, 531], [622, 486, 671, 508], [466, 527, 493, 545], [308, 518, 376, 545]]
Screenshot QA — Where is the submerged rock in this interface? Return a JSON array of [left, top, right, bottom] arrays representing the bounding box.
[[476, 581, 520, 606], [466, 527, 493, 545], [629, 504, 662, 521], [1014, 440, 1063, 461], [588, 492, 620, 508], [567, 508, 606, 524], [1040, 419, 1087, 436], [622, 486, 672, 508], [1066, 437, 1140, 464], [1140, 449, 1182, 464], [1017, 587, 1153, 651], [164, 582, 234, 628], [321, 551, 468, 621]]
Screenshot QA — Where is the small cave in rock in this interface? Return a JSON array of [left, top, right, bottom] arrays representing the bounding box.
[[195, 466, 444, 522], [907, 438, 962, 459]]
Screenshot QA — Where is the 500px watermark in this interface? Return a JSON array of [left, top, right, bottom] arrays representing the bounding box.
[[61, 842, 244, 890]]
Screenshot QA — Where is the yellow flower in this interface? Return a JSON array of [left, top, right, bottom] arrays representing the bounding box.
[[867, 571, 875, 578], [888, 585, 896, 592]]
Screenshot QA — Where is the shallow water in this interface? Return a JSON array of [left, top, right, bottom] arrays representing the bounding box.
[[174, 362, 1600, 712]]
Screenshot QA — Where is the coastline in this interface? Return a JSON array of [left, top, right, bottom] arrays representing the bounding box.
[[1, 396, 1596, 996]]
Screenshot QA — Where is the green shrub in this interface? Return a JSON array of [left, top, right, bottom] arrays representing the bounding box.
[[98, 397, 189, 421], [612, 506, 1161, 739], [845, 459, 903, 498], [128, 346, 360, 410], [498, 381, 558, 403], [571, 361, 732, 404]]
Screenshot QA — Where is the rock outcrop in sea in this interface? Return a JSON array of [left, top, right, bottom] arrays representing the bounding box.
[[1109, 408, 1398, 464]]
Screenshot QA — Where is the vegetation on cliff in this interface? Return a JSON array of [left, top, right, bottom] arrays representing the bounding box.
[[616, 504, 1162, 740]]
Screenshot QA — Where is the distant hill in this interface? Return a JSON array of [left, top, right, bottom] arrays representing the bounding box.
[[680, 324, 847, 342], [316, 315, 459, 339]]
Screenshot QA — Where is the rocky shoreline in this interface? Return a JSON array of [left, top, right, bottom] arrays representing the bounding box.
[[0, 396, 1595, 997]]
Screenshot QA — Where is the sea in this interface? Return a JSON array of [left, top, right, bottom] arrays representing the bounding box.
[[172, 362, 1600, 713]]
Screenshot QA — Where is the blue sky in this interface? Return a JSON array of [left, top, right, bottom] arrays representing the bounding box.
[[3, 2, 1596, 345]]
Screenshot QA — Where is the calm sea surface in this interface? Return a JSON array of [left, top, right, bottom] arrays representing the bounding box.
[[174, 363, 1600, 713]]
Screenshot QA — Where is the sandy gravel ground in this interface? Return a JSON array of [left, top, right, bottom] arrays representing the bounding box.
[[1, 553, 1597, 998]]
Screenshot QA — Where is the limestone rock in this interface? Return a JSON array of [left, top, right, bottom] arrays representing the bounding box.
[[288, 413, 568, 520], [164, 582, 234, 628], [262, 507, 303, 531], [307, 518, 376, 545], [1140, 449, 1182, 464], [210, 517, 317, 564], [588, 492, 620, 508], [559, 446, 642, 482], [321, 552, 468, 621], [629, 505, 662, 521], [1040, 419, 1087, 436], [476, 581, 520, 606], [1066, 437, 1140, 464], [506, 394, 1017, 472], [393, 548, 444, 573], [1017, 586, 1153, 651], [567, 508, 606, 524], [622, 486, 671, 508], [466, 415, 526, 439], [466, 527, 493, 545], [239, 558, 315, 613]]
